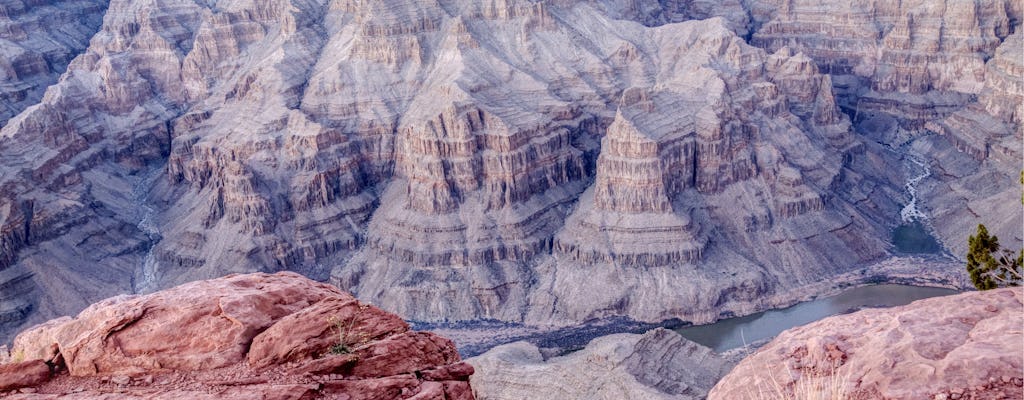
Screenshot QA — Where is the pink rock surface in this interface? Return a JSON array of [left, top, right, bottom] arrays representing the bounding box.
[[248, 296, 410, 369], [709, 288, 1024, 400], [0, 360, 51, 391], [0, 272, 475, 399]]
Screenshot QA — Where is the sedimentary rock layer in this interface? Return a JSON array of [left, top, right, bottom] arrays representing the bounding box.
[[748, 0, 1021, 125], [0, 0, 1016, 342], [0, 0, 109, 125]]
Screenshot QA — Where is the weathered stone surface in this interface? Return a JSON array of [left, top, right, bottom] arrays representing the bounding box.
[[709, 288, 1024, 400], [468, 328, 731, 400], [0, 272, 476, 399], [743, 1, 1023, 259], [916, 31, 1024, 256], [14, 272, 341, 376], [0, 359, 49, 391], [247, 296, 409, 369]]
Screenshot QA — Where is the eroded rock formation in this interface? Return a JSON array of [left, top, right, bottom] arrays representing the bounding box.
[[709, 288, 1024, 400], [0, 271, 476, 399], [468, 328, 731, 400], [0, 0, 1017, 343], [0, 0, 109, 125], [748, 0, 1020, 125], [745, 0, 1024, 257]]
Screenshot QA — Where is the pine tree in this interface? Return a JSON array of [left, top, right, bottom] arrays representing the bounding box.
[[966, 224, 1022, 290], [967, 224, 1000, 290]]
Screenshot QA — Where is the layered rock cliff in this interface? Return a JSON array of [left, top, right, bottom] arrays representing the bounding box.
[[468, 328, 731, 400], [709, 288, 1024, 400], [744, 0, 1024, 256], [0, 0, 1017, 342], [0, 272, 476, 399], [0, 0, 109, 125], [916, 31, 1024, 255], [747, 0, 1020, 125]]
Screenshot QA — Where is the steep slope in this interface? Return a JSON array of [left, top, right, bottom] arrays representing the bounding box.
[[0, 0, 109, 126], [747, 0, 1020, 125], [709, 288, 1023, 400], [744, 0, 1024, 255], [917, 31, 1024, 255]]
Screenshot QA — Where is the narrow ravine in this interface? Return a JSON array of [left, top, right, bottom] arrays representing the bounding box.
[[130, 166, 165, 294], [900, 151, 930, 223]]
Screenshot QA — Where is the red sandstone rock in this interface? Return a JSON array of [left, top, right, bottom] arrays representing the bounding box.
[[0, 272, 475, 399], [420, 362, 475, 381], [292, 353, 359, 376], [14, 272, 344, 376], [0, 360, 50, 391], [349, 331, 462, 378], [709, 288, 1024, 400], [248, 296, 409, 369]]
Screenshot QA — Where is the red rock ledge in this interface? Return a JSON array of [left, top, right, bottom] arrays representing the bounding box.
[[0, 271, 475, 399], [709, 287, 1023, 400]]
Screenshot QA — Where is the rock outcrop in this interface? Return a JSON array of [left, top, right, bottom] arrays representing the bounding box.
[[0, 272, 476, 399], [709, 288, 1024, 400], [468, 328, 730, 400]]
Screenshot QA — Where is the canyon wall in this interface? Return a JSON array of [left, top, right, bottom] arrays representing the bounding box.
[[0, 0, 109, 125], [0, 0, 1017, 340]]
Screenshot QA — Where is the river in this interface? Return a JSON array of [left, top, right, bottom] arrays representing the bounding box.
[[130, 166, 165, 294], [674, 284, 958, 352]]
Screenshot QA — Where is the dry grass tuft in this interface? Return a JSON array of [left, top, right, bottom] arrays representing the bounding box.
[[752, 362, 850, 400]]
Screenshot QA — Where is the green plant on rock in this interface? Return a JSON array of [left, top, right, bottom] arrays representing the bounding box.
[[327, 311, 360, 355], [967, 224, 1022, 290]]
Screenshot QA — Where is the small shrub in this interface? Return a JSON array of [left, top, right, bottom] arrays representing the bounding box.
[[327, 313, 360, 355]]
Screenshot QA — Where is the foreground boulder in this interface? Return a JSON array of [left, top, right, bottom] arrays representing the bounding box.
[[468, 328, 731, 400], [0, 272, 475, 399], [709, 288, 1023, 400]]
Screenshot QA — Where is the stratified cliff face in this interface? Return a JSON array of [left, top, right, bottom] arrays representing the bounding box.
[[917, 31, 1024, 255], [747, 0, 1020, 125], [0, 0, 109, 125], [744, 0, 1023, 264], [331, 7, 897, 325], [709, 288, 1023, 400], [0, 0, 1017, 340]]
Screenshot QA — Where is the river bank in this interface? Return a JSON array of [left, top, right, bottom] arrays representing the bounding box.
[[424, 255, 968, 357]]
